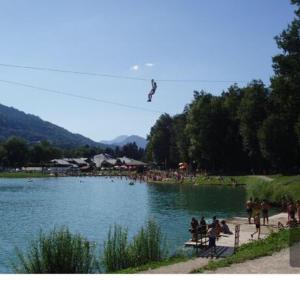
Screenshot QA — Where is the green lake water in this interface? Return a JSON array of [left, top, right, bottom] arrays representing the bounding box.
[[0, 176, 249, 272]]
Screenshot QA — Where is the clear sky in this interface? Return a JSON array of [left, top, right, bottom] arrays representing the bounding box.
[[0, 0, 295, 141]]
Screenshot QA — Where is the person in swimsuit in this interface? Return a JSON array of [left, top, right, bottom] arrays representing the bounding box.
[[220, 220, 233, 234], [208, 221, 217, 257], [287, 201, 296, 223], [246, 198, 253, 224], [251, 212, 261, 239], [296, 200, 300, 223], [190, 217, 199, 241], [261, 199, 270, 225], [199, 216, 207, 235]]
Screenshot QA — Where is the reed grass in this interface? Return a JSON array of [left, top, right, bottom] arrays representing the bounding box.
[[12, 227, 97, 273], [102, 220, 167, 272], [102, 225, 131, 272]]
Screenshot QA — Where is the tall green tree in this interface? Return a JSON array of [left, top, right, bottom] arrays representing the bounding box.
[[3, 137, 29, 167], [186, 91, 231, 171], [222, 85, 249, 171], [172, 112, 189, 163], [259, 0, 300, 170], [146, 114, 175, 168], [237, 80, 268, 171], [121, 142, 144, 160], [258, 115, 295, 170]]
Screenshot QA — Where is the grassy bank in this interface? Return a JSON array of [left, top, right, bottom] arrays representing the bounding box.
[[0, 172, 51, 178], [245, 175, 300, 203], [192, 227, 300, 273], [181, 174, 300, 204], [115, 255, 191, 273]]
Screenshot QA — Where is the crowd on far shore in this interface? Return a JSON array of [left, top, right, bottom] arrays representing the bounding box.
[[124, 170, 240, 185]]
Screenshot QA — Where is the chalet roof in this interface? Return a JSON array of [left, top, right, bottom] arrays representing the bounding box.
[[66, 158, 88, 165], [118, 156, 147, 166], [92, 153, 115, 168], [51, 159, 73, 166]]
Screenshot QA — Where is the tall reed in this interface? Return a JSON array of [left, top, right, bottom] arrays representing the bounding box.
[[102, 225, 131, 272], [102, 220, 167, 272], [13, 227, 97, 273]]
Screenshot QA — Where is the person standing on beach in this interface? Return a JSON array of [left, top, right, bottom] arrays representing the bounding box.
[[287, 201, 296, 222], [190, 217, 199, 241], [246, 198, 253, 224], [208, 221, 217, 257], [251, 213, 261, 239], [199, 216, 207, 235], [261, 199, 270, 225], [253, 198, 261, 217], [296, 200, 300, 223]]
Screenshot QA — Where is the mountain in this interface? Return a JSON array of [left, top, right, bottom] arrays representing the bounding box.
[[0, 103, 105, 148], [101, 135, 129, 145], [101, 135, 148, 149]]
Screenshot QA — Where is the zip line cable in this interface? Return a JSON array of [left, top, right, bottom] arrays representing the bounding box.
[[0, 63, 248, 83], [0, 79, 164, 114]]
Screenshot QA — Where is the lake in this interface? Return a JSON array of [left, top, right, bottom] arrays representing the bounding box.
[[0, 176, 248, 272]]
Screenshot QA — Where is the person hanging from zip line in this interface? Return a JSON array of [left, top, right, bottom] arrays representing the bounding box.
[[147, 79, 157, 102]]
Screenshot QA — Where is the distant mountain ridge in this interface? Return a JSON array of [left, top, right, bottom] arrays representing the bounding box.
[[101, 135, 147, 149], [101, 135, 128, 145], [0, 103, 105, 148]]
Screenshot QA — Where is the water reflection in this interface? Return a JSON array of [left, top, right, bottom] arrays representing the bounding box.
[[147, 183, 246, 214]]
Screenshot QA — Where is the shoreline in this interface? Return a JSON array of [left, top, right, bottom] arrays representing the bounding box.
[[139, 212, 290, 274], [1, 172, 299, 206]]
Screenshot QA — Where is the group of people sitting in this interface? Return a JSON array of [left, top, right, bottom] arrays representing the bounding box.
[[278, 198, 300, 228], [189, 216, 233, 248]]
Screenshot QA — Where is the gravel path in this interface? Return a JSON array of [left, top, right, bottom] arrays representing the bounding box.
[[205, 242, 300, 274]]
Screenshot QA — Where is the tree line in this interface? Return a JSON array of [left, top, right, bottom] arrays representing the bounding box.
[[0, 137, 145, 168], [146, 0, 300, 173]]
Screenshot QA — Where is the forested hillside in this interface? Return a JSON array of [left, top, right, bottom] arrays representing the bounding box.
[[0, 104, 101, 148]]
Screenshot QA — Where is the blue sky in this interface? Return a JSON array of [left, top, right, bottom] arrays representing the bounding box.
[[0, 0, 295, 141]]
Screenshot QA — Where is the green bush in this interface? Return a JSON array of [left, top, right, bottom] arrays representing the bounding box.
[[13, 227, 97, 273], [102, 220, 167, 272]]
